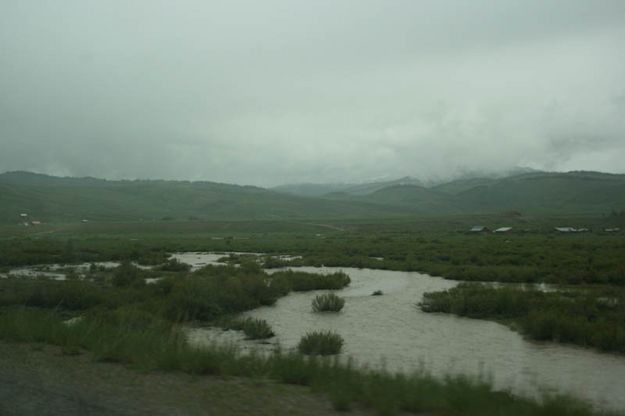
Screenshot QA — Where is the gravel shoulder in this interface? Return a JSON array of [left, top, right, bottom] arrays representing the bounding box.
[[0, 341, 371, 416]]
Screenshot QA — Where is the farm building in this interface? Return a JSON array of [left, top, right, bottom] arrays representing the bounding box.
[[469, 225, 489, 233], [493, 227, 513, 233], [555, 227, 589, 233]]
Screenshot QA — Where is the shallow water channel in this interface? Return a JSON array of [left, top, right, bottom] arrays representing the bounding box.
[[184, 259, 625, 411], [5, 252, 625, 410]]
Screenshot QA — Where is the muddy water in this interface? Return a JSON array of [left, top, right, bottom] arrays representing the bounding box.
[[169, 252, 261, 271], [7, 252, 625, 410], [3, 253, 251, 281], [4, 261, 121, 280], [189, 265, 625, 411]]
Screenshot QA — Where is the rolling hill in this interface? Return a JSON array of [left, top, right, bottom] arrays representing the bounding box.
[[453, 171, 625, 215], [277, 171, 625, 216], [0, 172, 408, 223], [271, 177, 423, 197], [2, 170, 624, 223]]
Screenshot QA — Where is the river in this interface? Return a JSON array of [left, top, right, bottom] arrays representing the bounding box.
[[185, 260, 625, 411], [6, 252, 625, 410]]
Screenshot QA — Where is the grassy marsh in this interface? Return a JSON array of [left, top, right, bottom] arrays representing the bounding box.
[[0, 307, 614, 416], [420, 283, 625, 353], [1, 218, 624, 414]]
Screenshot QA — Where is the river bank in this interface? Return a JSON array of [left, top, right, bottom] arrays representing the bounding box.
[[0, 341, 368, 416]]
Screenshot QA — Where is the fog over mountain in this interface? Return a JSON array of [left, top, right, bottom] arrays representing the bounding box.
[[1, 1, 624, 186]]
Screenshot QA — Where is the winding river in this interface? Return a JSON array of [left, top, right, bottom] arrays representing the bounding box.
[[185, 259, 625, 411], [6, 252, 625, 410]]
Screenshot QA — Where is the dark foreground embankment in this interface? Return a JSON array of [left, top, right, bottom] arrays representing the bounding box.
[[0, 341, 363, 416]]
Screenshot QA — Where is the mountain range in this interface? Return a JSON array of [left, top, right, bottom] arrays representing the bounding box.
[[1, 170, 624, 223]]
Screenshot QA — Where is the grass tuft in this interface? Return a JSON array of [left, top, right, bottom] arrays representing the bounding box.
[[297, 331, 344, 355], [312, 293, 345, 312], [227, 317, 275, 340]]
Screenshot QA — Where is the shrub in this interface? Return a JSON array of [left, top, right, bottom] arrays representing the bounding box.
[[420, 283, 625, 353], [158, 258, 191, 272], [112, 261, 144, 287], [312, 293, 345, 312], [297, 331, 344, 355], [0, 279, 107, 311], [271, 270, 350, 292], [228, 317, 274, 340], [161, 269, 284, 321]]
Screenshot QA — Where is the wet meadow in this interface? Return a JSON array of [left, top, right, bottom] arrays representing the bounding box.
[[1, 216, 624, 415]]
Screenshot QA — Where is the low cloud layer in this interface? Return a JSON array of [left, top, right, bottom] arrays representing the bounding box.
[[1, 0, 624, 186]]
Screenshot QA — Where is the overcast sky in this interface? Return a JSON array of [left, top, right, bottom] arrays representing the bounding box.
[[1, 0, 624, 186]]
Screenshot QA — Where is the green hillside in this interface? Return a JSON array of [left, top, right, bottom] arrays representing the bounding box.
[[328, 184, 457, 214], [455, 171, 625, 215], [2, 170, 624, 223], [0, 172, 407, 223], [270, 183, 353, 197], [271, 177, 423, 197], [282, 171, 625, 216], [431, 177, 498, 195]]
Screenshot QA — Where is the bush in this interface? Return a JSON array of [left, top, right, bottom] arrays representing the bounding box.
[[0, 279, 107, 311], [158, 258, 191, 272], [271, 270, 350, 292], [297, 331, 344, 355], [420, 283, 625, 353], [161, 268, 284, 321], [228, 317, 274, 340], [312, 293, 345, 312], [112, 261, 144, 287]]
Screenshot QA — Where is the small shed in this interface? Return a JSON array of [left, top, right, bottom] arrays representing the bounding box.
[[493, 227, 513, 233], [469, 225, 489, 233], [555, 227, 577, 233]]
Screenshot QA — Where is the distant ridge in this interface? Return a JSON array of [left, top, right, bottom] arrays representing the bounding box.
[[274, 171, 625, 216], [1, 170, 624, 223], [271, 176, 423, 197], [0, 171, 408, 223]]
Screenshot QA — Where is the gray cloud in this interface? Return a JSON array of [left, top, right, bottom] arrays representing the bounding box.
[[1, 0, 624, 186]]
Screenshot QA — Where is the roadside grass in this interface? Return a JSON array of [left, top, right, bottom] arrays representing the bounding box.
[[0, 307, 616, 416]]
